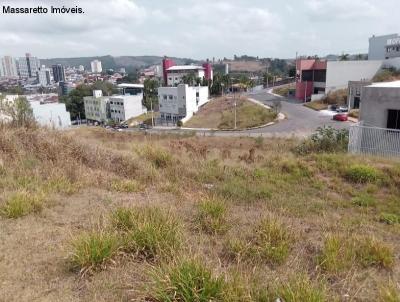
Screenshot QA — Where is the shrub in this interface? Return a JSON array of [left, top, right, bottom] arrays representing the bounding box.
[[109, 179, 141, 193], [216, 178, 271, 203], [0, 191, 44, 218], [195, 197, 228, 235], [111, 207, 181, 260], [141, 146, 173, 169], [352, 193, 376, 207], [319, 234, 394, 272], [70, 230, 119, 271], [45, 176, 79, 195], [227, 217, 293, 265], [295, 127, 349, 155], [147, 259, 225, 302], [271, 275, 327, 302], [379, 282, 400, 302], [379, 213, 400, 225], [345, 165, 381, 183], [176, 120, 183, 127]]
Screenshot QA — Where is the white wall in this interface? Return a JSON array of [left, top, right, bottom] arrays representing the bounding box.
[[325, 60, 383, 94], [30, 101, 71, 129], [110, 95, 145, 121], [166, 70, 205, 86]]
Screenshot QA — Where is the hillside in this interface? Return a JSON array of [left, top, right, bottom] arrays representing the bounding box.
[[40, 55, 199, 72], [0, 126, 400, 301]]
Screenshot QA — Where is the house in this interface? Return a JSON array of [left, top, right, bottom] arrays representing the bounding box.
[[158, 84, 209, 123], [359, 81, 400, 129], [347, 80, 372, 110], [348, 81, 400, 157]]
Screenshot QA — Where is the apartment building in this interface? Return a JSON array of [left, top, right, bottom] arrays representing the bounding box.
[[369, 34, 400, 60], [52, 64, 66, 83], [91, 60, 103, 73], [37, 66, 52, 86], [158, 84, 209, 123], [0, 56, 18, 78], [84, 90, 110, 123], [16, 53, 40, 78]]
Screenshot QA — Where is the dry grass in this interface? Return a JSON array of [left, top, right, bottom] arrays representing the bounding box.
[[184, 97, 276, 130], [1, 125, 400, 301]]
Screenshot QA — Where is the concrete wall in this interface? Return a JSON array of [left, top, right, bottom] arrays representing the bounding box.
[[110, 95, 145, 122], [369, 34, 398, 60], [30, 101, 71, 129], [360, 86, 400, 128], [325, 60, 383, 94]]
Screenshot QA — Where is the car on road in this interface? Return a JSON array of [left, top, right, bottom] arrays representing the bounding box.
[[333, 113, 348, 121], [336, 106, 348, 113], [139, 123, 151, 130]]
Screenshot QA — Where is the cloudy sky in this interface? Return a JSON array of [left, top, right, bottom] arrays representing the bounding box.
[[0, 0, 398, 59]]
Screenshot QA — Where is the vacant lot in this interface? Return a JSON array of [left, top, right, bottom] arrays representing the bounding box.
[[0, 126, 400, 301], [185, 97, 277, 130]]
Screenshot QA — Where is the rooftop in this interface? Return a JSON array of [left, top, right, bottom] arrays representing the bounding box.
[[367, 81, 400, 88], [117, 83, 144, 88], [167, 65, 205, 71]]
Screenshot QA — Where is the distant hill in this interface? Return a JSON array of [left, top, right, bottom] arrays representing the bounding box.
[[40, 55, 200, 73]]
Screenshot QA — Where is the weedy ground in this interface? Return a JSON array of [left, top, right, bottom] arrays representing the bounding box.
[[0, 125, 400, 302]]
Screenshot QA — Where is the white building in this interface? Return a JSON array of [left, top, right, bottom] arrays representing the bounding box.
[[84, 90, 110, 123], [37, 66, 52, 87], [166, 65, 205, 86], [324, 60, 383, 94], [91, 60, 103, 73], [110, 95, 147, 122], [0, 56, 18, 78], [158, 84, 209, 123], [30, 101, 71, 129]]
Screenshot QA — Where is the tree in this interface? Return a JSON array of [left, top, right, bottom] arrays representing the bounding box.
[[143, 78, 159, 111], [60, 84, 92, 120], [181, 72, 197, 86], [339, 53, 350, 61], [0, 96, 36, 127]]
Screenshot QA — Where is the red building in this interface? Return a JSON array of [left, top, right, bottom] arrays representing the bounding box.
[[162, 56, 175, 86], [295, 59, 327, 101]]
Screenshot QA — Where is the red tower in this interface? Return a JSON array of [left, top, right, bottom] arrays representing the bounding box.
[[202, 60, 213, 81], [162, 56, 175, 86]]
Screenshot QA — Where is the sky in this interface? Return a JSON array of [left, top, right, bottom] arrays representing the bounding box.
[[0, 0, 398, 60]]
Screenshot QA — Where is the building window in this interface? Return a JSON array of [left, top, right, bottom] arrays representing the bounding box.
[[163, 95, 167, 100], [387, 109, 400, 130], [169, 95, 173, 100]]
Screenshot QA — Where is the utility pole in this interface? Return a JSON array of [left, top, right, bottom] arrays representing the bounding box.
[[234, 94, 237, 130], [150, 96, 154, 127]]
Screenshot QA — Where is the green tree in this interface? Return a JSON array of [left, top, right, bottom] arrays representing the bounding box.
[[143, 78, 159, 111], [339, 53, 350, 61], [0, 96, 35, 127], [60, 84, 92, 120]]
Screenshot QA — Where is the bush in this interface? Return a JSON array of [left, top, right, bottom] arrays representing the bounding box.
[[227, 217, 293, 265], [176, 120, 183, 127], [344, 165, 381, 183], [379, 282, 400, 302], [216, 178, 271, 203], [0, 191, 44, 218], [141, 146, 173, 169], [147, 259, 225, 302], [195, 197, 228, 235], [111, 207, 181, 260], [295, 127, 349, 155], [379, 213, 400, 225], [70, 230, 119, 270]]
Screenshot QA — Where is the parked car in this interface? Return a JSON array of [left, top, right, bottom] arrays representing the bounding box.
[[139, 123, 149, 130], [330, 104, 338, 111], [336, 106, 348, 113], [333, 113, 348, 121]]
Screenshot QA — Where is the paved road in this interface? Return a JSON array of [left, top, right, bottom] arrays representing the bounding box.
[[121, 89, 351, 138], [243, 89, 351, 137]]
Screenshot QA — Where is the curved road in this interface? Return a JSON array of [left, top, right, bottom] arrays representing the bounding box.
[[126, 89, 351, 138]]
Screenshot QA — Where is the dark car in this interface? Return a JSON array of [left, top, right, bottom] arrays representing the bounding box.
[[333, 113, 348, 121], [139, 123, 149, 130]]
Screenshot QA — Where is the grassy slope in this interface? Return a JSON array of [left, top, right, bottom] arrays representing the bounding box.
[[0, 126, 400, 301], [185, 97, 276, 129]]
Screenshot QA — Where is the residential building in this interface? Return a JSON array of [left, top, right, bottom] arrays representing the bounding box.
[[109, 95, 147, 122], [347, 80, 372, 110], [25, 53, 40, 78], [91, 60, 103, 73], [58, 81, 75, 96], [84, 90, 110, 123], [52, 64, 66, 83], [162, 56, 213, 86], [369, 34, 398, 60], [295, 59, 327, 101], [360, 81, 400, 129], [295, 59, 383, 101], [37, 66, 52, 87], [158, 84, 209, 123], [0, 56, 18, 78], [16, 57, 29, 78], [78, 65, 85, 72]]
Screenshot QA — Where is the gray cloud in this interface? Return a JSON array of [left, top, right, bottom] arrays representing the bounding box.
[[0, 0, 398, 59]]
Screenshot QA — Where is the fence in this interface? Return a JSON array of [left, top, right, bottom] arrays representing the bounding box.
[[348, 122, 400, 158]]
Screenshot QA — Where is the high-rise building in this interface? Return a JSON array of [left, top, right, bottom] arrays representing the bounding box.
[[25, 53, 40, 78], [37, 66, 52, 86], [16, 57, 29, 78], [0, 56, 18, 78], [91, 60, 103, 73], [52, 64, 66, 83]]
